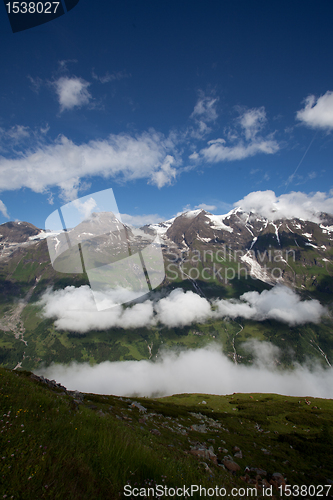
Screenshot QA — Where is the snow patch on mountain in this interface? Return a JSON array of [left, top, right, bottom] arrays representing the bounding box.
[[320, 224, 333, 233], [29, 230, 64, 241], [183, 209, 204, 218], [206, 214, 233, 232], [240, 252, 274, 284], [149, 218, 175, 236]]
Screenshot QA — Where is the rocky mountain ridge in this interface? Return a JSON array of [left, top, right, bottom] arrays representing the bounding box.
[[143, 208, 333, 291], [146, 207, 333, 251], [1, 206, 333, 294]]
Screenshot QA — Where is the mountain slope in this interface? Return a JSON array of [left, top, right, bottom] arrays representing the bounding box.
[[1, 367, 333, 499], [146, 208, 333, 295]]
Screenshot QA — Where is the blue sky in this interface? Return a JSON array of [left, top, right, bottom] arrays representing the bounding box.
[[1, 0, 333, 228]]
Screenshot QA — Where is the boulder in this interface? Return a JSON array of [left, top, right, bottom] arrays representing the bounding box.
[[190, 424, 207, 433], [223, 457, 241, 472], [271, 473, 286, 488], [150, 429, 161, 436], [190, 445, 218, 464]]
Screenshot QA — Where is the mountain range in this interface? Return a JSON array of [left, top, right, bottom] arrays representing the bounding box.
[[144, 207, 333, 292], [0, 206, 332, 373]]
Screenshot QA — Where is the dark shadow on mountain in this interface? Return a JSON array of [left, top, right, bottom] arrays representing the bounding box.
[[0, 280, 23, 303], [310, 274, 333, 304], [228, 276, 272, 298], [254, 231, 319, 252]]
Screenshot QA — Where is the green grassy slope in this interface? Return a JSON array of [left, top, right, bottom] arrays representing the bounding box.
[[1, 368, 333, 499]]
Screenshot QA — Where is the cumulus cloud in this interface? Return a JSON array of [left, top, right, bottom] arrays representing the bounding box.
[[38, 285, 155, 332], [214, 285, 326, 325], [154, 289, 212, 327], [192, 106, 279, 163], [38, 285, 327, 333], [0, 200, 9, 219], [297, 91, 333, 130], [37, 342, 333, 398], [38, 287, 212, 332], [235, 190, 333, 221], [0, 132, 179, 200], [53, 76, 92, 112]]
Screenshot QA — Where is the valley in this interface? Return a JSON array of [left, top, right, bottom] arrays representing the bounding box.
[[0, 207, 332, 375]]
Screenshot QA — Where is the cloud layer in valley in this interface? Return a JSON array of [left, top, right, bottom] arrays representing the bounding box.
[[37, 342, 333, 398], [38, 285, 327, 333], [213, 286, 326, 326]]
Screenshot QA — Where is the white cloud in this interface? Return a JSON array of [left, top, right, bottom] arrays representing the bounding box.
[[193, 106, 279, 163], [235, 190, 333, 221], [0, 125, 31, 151], [54, 77, 92, 112], [72, 197, 97, 221], [239, 107, 267, 141], [120, 213, 165, 227], [154, 289, 212, 327], [149, 155, 177, 188], [214, 285, 326, 325], [190, 93, 219, 123], [40, 124, 50, 135], [38, 285, 326, 333], [200, 138, 279, 163], [38, 285, 155, 332], [6, 125, 30, 142], [0, 132, 178, 200], [0, 200, 9, 219], [194, 203, 217, 212], [37, 342, 333, 398], [297, 91, 333, 129], [189, 92, 219, 138]]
